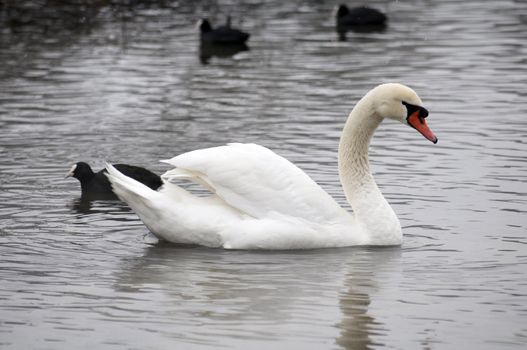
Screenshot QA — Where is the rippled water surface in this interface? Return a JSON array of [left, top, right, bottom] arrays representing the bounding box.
[[1, 0, 526, 349]]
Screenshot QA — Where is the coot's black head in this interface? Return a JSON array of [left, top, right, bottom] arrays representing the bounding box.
[[65, 162, 95, 181], [199, 18, 213, 33], [336, 4, 349, 18]]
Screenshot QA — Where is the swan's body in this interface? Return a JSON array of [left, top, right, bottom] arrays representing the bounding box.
[[106, 83, 437, 249]]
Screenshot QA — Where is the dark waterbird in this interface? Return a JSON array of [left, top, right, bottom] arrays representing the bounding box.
[[199, 16, 250, 45], [335, 4, 387, 40], [66, 162, 162, 199], [336, 4, 387, 27]]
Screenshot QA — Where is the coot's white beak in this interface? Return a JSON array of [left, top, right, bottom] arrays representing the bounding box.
[[65, 164, 77, 178]]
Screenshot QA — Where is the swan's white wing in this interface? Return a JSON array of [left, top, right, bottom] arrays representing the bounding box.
[[161, 143, 347, 222]]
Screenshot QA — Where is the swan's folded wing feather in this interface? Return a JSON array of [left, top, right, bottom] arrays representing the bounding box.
[[161, 143, 346, 222], [162, 168, 216, 192]]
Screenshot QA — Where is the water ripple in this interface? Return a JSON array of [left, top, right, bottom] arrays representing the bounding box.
[[1, 0, 527, 349]]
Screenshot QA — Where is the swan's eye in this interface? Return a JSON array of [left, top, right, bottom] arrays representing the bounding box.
[[402, 101, 421, 117], [402, 101, 429, 120]]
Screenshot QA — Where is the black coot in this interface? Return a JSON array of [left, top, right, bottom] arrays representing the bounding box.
[[199, 16, 250, 45], [66, 162, 162, 199], [336, 4, 387, 27]]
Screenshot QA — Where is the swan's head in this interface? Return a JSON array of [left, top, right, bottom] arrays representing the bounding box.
[[372, 83, 437, 144]]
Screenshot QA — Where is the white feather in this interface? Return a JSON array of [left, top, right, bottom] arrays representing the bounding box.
[[161, 143, 348, 222]]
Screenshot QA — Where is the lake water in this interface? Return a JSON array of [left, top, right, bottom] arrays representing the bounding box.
[[0, 0, 526, 349]]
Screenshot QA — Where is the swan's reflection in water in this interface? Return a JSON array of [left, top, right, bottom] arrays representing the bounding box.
[[113, 243, 401, 347], [336, 247, 400, 349]]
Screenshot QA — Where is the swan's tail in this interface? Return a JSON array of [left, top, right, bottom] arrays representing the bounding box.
[[105, 163, 224, 247], [105, 163, 163, 221]]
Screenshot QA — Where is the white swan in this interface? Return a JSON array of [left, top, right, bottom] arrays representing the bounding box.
[[106, 83, 437, 249]]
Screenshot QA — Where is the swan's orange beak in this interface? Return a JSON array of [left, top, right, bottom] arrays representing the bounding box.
[[407, 110, 438, 144]]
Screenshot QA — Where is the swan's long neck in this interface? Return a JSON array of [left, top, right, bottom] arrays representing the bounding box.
[[338, 96, 401, 244]]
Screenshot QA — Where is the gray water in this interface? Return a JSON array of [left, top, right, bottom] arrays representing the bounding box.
[[1, 0, 526, 349]]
